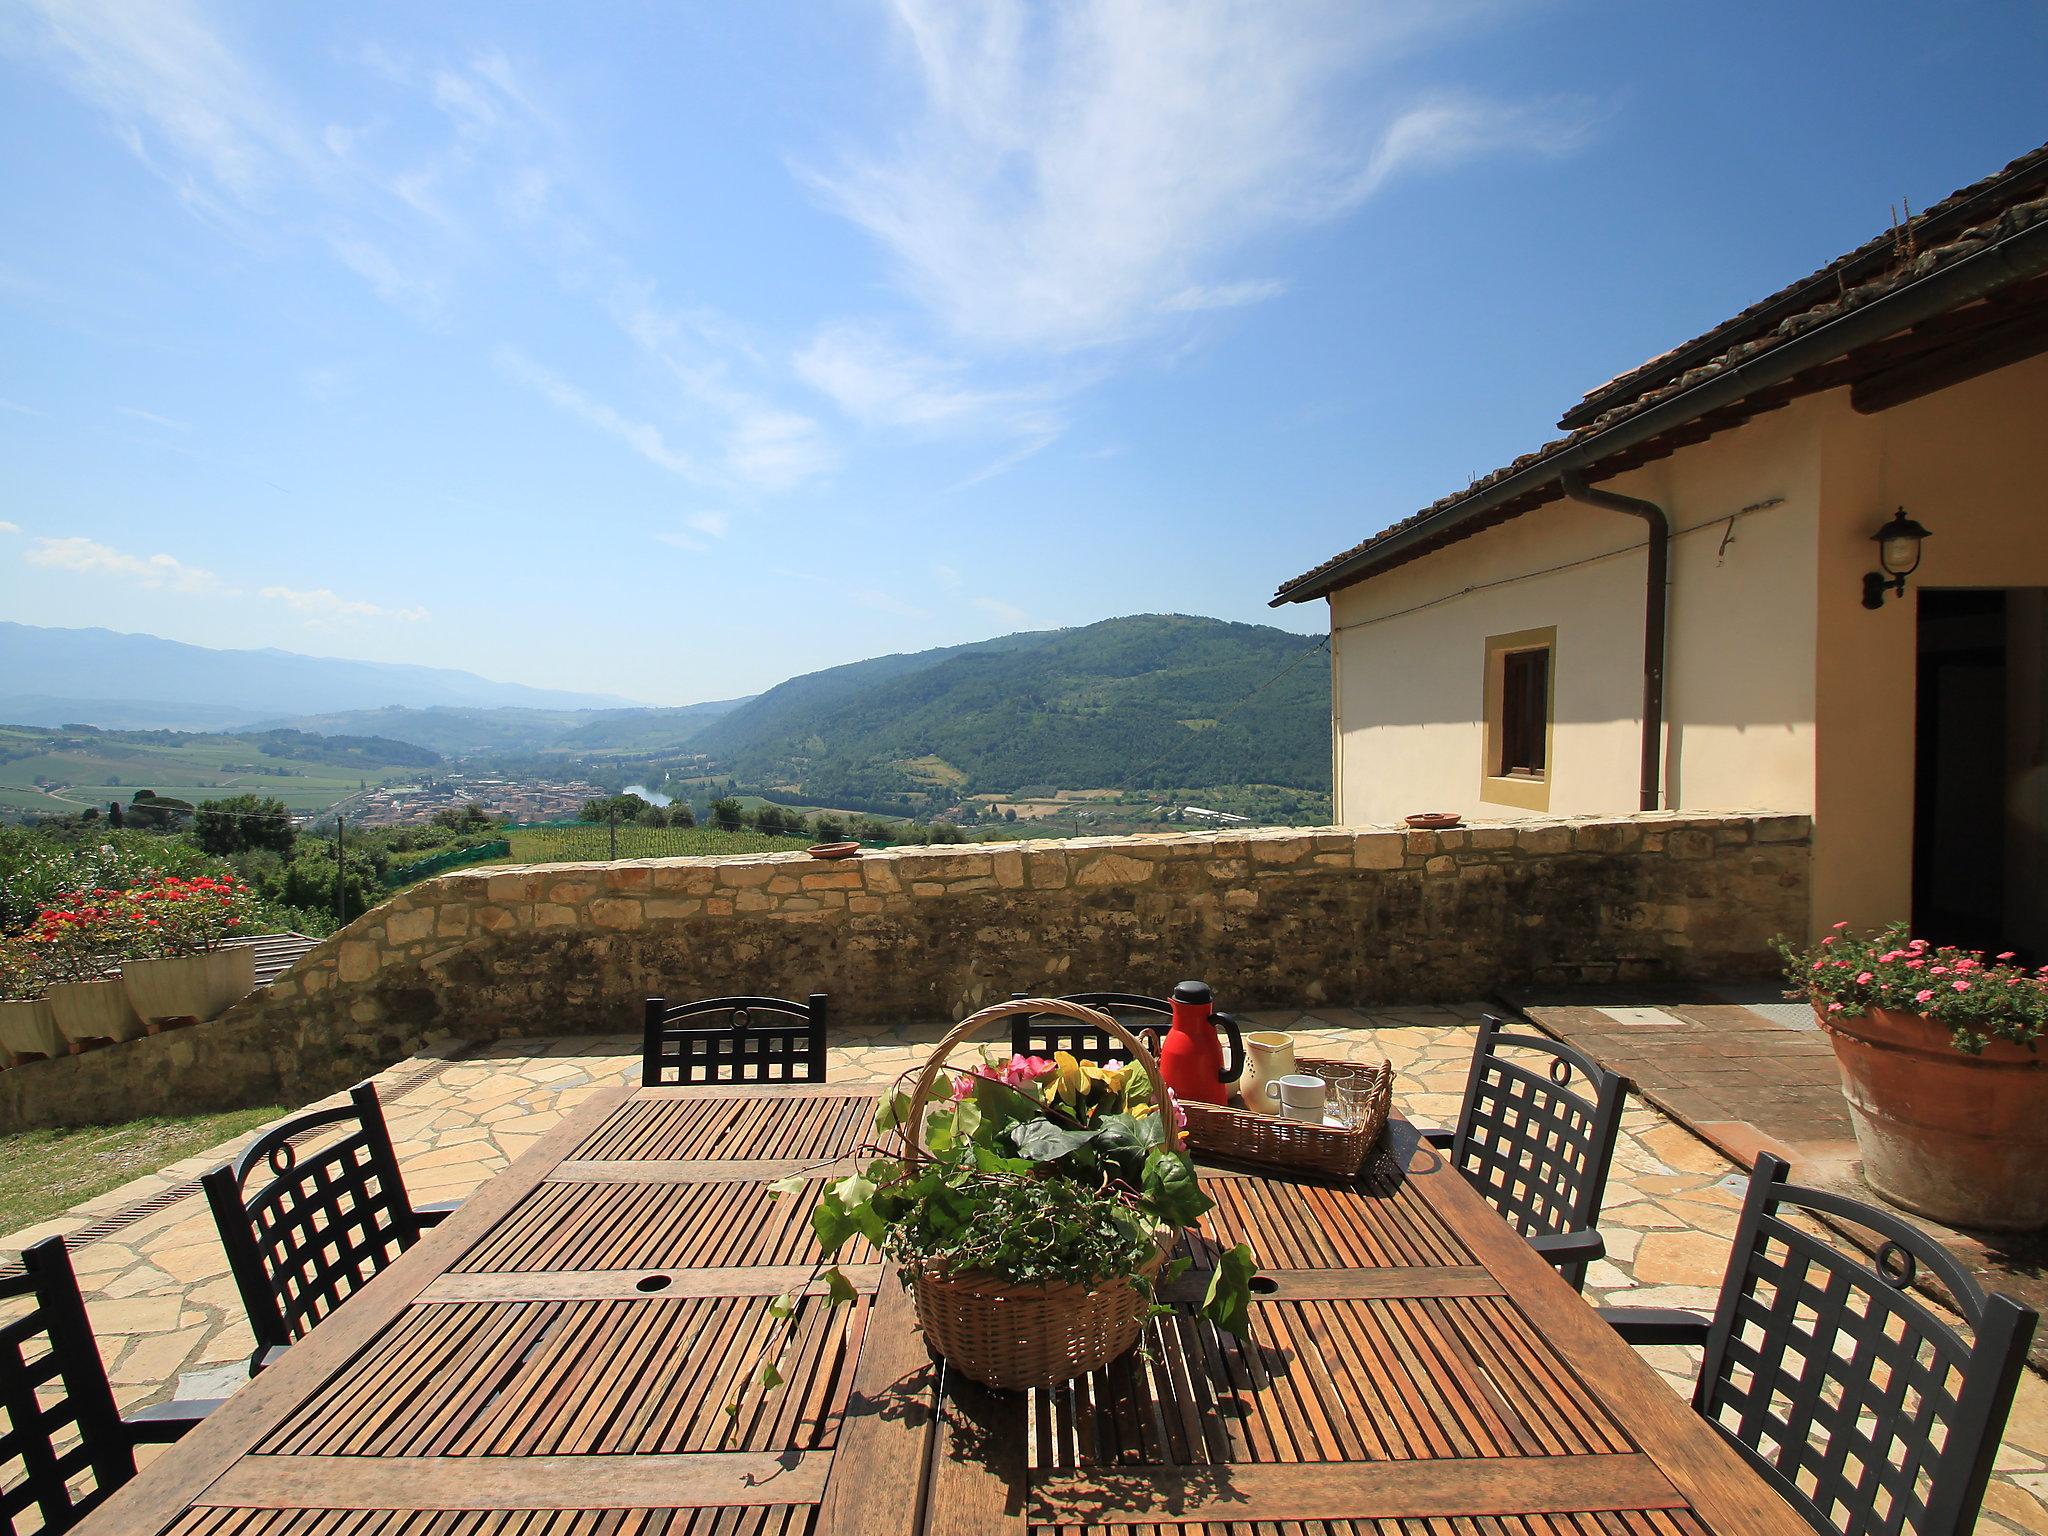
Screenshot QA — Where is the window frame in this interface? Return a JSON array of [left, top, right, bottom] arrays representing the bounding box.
[[1481, 626, 1556, 811]]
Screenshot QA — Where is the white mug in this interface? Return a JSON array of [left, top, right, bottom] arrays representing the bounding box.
[[1276, 1073, 1326, 1122], [1241, 1031, 1297, 1112]]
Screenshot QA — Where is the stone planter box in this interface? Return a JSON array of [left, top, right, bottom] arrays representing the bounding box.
[[0, 998, 63, 1064], [46, 978, 145, 1048], [122, 946, 257, 1025]]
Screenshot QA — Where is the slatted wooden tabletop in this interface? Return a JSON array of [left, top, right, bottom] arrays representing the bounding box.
[[78, 1083, 1810, 1536]]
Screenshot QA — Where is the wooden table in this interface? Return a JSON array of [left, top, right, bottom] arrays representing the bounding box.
[[80, 1083, 1811, 1536]]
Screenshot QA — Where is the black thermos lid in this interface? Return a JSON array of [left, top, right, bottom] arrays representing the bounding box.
[[1172, 979, 1212, 1005]]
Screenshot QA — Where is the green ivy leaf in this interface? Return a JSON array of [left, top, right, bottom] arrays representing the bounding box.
[[811, 1199, 857, 1257], [923, 1107, 957, 1155], [1141, 1150, 1213, 1227], [757, 1359, 783, 1391], [765, 1173, 807, 1199], [835, 1173, 877, 1210], [822, 1266, 860, 1306], [874, 1090, 913, 1137], [1008, 1119, 1101, 1162], [1202, 1242, 1258, 1338], [767, 1292, 796, 1321]]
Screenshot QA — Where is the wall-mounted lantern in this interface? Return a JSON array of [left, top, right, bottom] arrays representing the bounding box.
[[1861, 508, 1931, 610]]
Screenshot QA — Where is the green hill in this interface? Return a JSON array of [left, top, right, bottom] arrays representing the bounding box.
[[251, 697, 748, 757], [691, 614, 1328, 807]]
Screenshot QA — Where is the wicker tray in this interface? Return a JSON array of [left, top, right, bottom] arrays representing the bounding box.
[[900, 997, 1185, 1391], [1180, 1055, 1392, 1179]]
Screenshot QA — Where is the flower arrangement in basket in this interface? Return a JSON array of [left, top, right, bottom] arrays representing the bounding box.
[[758, 998, 1257, 1393]]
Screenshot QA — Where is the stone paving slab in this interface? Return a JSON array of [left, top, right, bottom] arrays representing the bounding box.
[[5, 1004, 2046, 1533]]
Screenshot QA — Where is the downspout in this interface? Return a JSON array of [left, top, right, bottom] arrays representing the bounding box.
[[1559, 470, 1668, 812]]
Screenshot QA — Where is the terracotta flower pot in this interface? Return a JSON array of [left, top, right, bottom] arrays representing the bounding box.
[[1817, 1003, 2048, 1230], [47, 978, 145, 1048], [122, 946, 257, 1024], [0, 998, 63, 1064]]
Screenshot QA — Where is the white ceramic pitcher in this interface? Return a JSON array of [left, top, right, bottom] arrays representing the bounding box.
[[1240, 1030, 1297, 1113]]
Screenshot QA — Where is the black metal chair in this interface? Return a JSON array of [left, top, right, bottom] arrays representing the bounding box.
[[203, 1082, 453, 1373], [1, 1237, 217, 1536], [1008, 991, 1176, 1063], [1419, 1012, 1630, 1290], [641, 993, 828, 1086], [1603, 1153, 2035, 1536]]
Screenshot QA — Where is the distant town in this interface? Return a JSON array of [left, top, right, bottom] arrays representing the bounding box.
[[337, 774, 605, 828]]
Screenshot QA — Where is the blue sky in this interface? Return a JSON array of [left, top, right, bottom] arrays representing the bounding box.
[[1, 2, 2041, 706]]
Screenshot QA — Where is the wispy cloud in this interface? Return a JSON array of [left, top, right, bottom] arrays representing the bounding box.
[[654, 510, 731, 552], [804, 1, 1589, 353], [24, 535, 228, 594], [261, 584, 429, 623], [973, 595, 1027, 627], [495, 346, 701, 480], [116, 405, 191, 430], [0, 521, 21, 536]]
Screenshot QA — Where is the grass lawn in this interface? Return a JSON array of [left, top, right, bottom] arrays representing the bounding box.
[[0, 1106, 284, 1238], [497, 824, 810, 863]]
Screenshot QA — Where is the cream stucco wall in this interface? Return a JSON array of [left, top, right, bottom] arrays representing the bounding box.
[[1810, 348, 2048, 929], [1330, 398, 1822, 826], [1325, 345, 2048, 941]]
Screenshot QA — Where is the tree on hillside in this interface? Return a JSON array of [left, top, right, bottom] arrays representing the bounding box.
[[195, 794, 298, 857], [581, 793, 652, 824], [755, 805, 786, 835], [669, 803, 695, 828], [431, 803, 498, 835], [709, 797, 744, 831]]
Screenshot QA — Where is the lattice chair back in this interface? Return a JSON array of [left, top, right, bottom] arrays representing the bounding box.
[[1008, 991, 1174, 1064], [1448, 1012, 1628, 1287], [641, 993, 828, 1086], [202, 1083, 427, 1354], [0, 1239, 137, 1536], [1694, 1154, 2034, 1536]]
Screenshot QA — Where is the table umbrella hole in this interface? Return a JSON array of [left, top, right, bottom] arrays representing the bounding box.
[[1248, 1275, 1280, 1295], [635, 1274, 673, 1293]]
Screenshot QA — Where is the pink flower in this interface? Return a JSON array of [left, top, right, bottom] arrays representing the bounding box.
[[1832, 920, 1850, 930], [1855, 972, 1874, 985], [1930, 966, 1949, 976], [1820, 935, 1836, 946], [1826, 1002, 1844, 1014], [1906, 959, 1925, 970], [1952, 980, 1971, 992], [1915, 989, 1936, 1003], [1998, 952, 2017, 961]]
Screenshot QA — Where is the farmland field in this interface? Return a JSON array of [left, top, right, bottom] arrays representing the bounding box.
[[499, 823, 810, 863], [0, 724, 423, 817]]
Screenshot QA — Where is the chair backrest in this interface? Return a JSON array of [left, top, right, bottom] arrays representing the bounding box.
[[1449, 1013, 1629, 1281], [1008, 992, 1173, 1063], [1, 1239, 135, 1536], [202, 1083, 425, 1353], [1693, 1153, 2035, 1536], [641, 993, 828, 1086]]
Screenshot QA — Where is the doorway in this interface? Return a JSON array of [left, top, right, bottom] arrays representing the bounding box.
[[1913, 589, 2048, 962]]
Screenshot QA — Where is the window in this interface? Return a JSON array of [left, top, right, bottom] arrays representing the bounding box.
[[1482, 627, 1555, 811], [1499, 648, 1549, 778]]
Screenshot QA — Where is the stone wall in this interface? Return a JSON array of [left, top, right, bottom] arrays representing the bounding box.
[[0, 811, 1809, 1132]]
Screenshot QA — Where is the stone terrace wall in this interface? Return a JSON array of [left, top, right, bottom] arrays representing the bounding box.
[[0, 811, 1809, 1131]]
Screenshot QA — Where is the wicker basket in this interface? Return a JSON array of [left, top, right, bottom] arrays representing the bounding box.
[[1179, 1055, 1392, 1179], [900, 997, 1183, 1391]]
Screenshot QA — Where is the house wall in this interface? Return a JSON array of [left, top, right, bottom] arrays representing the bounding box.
[[1328, 397, 1823, 826], [1810, 348, 2048, 928], [1325, 346, 2048, 940], [0, 814, 1808, 1132]]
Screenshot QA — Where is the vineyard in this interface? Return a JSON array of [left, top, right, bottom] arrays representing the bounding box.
[[500, 822, 810, 864]]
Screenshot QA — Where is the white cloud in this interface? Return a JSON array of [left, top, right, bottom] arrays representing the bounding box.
[[973, 595, 1027, 627], [654, 511, 730, 552], [3, 0, 309, 206], [795, 324, 1022, 429], [261, 585, 429, 623], [0, 521, 21, 535], [496, 346, 701, 480], [932, 563, 961, 587], [1159, 278, 1288, 314], [24, 535, 226, 594], [724, 409, 836, 494], [804, 1, 1588, 352], [328, 233, 442, 320], [116, 405, 190, 430]]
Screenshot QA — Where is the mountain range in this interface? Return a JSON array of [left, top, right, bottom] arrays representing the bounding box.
[[0, 623, 633, 728], [2, 615, 1331, 801]]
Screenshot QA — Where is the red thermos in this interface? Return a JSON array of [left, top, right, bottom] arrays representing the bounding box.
[[1155, 979, 1245, 1106]]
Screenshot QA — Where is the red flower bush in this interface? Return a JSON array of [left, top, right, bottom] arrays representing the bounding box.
[[5, 874, 261, 988], [1777, 921, 2048, 1054]]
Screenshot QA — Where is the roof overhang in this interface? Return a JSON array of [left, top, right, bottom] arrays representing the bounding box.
[[1275, 209, 2048, 607]]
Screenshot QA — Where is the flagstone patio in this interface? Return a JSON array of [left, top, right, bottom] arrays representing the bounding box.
[[8, 1004, 2048, 1534]]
